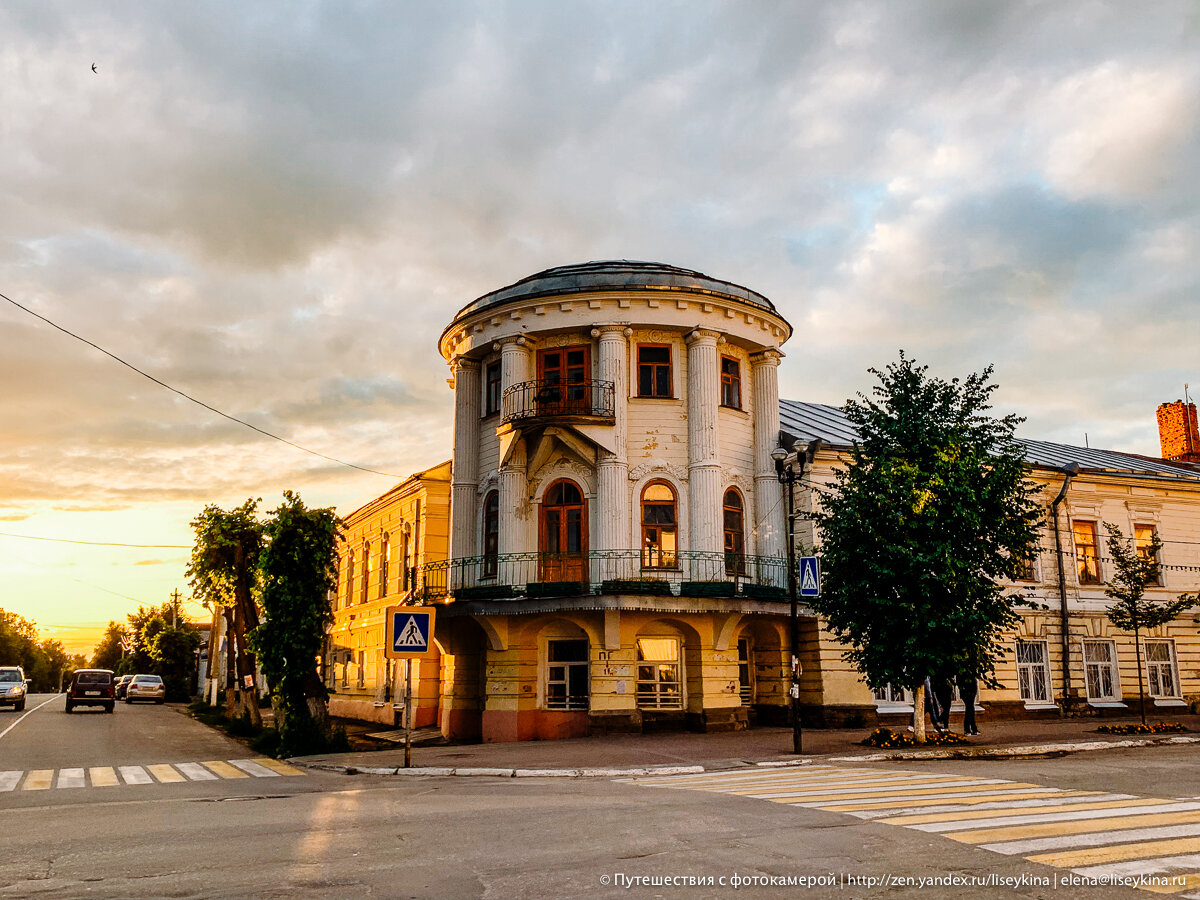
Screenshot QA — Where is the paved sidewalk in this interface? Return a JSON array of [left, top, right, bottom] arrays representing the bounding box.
[[294, 713, 1200, 775]]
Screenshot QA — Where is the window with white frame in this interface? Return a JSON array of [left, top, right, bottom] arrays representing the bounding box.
[[1146, 640, 1180, 699], [637, 637, 682, 709], [1016, 640, 1053, 704], [1082, 640, 1119, 701], [872, 683, 914, 708], [545, 640, 589, 710]]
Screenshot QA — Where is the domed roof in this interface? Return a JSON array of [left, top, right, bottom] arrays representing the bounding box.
[[450, 260, 776, 323]]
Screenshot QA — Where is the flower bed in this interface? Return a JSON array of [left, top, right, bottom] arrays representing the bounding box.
[[861, 726, 970, 748], [1096, 722, 1188, 735]]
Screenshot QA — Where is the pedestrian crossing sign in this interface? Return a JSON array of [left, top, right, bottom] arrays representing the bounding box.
[[385, 606, 437, 659], [798, 556, 820, 597]]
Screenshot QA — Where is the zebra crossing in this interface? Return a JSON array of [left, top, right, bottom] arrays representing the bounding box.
[[0, 757, 304, 792], [629, 764, 1200, 895]]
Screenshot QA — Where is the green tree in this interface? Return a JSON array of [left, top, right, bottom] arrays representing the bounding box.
[[35, 639, 70, 692], [251, 491, 341, 757], [91, 621, 127, 670], [187, 499, 264, 726], [147, 625, 202, 701], [1103, 523, 1197, 724], [811, 354, 1042, 742]]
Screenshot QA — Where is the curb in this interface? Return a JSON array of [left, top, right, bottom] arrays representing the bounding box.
[[827, 734, 1200, 762], [293, 761, 709, 778]]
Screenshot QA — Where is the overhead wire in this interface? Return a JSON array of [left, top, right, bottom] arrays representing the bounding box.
[[1, 289, 403, 478], [0, 531, 190, 549]]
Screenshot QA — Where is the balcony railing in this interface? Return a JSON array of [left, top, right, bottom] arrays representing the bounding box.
[[418, 550, 790, 602], [502, 379, 616, 424]]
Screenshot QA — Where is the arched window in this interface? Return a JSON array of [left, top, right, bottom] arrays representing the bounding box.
[[482, 491, 500, 577], [723, 489, 745, 575], [401, 528, 411, 591], [379, 534, 390, 599], [360, 541, 371, 604], [344, 552, 355, 608], [540, 479, 587, 582], [641, 481, 677, 569]]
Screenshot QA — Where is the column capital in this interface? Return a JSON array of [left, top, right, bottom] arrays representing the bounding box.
[[492, 335, 532, 352], [684, 328, 721, 347], [749, 348, 784, 368], [591, 324, 633, 339], [451, 355, 482, 373]]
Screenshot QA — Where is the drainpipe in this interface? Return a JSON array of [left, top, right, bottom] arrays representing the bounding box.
[[1050, 462, 1081, 713]]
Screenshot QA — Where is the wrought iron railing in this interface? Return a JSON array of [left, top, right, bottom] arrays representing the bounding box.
[[502, 379, 616, 424], [418, 550, 789, 602]]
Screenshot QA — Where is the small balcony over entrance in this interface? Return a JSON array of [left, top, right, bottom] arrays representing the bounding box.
[[502, 379, 616, 425]]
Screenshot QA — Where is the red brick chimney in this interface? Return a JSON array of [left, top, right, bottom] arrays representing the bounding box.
[[1157, 400, 1200, 462]]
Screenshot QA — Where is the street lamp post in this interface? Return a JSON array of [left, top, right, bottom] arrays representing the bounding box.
[[771, 442, 807, 755]]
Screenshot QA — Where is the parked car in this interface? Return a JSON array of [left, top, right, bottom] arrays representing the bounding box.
[[0, 666, 27, 712], [114, 674, 133, 699], [125, 674, 165, 704], [65, 669, 115, 713]]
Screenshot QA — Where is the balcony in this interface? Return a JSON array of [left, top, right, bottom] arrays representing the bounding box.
[[418, 550, 790, 603], [502, 379, 616, 425]]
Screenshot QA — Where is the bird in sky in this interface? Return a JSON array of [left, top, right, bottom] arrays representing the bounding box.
[[91, 63, 97, 73]]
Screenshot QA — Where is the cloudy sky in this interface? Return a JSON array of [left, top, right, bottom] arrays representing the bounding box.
[[2, 1, 1198, 654]]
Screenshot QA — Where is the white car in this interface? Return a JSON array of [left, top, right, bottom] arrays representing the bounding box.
[[125, 674, 165, 704], [0, 667, 27, 711]]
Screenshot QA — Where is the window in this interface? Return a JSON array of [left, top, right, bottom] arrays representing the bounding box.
[[540, 480, 587, 582], [723, 489, 745, 575], [637, 637, 682, 709], [1073, 521, 1101, 584], [484, 361, 501, 417], [379, 535, 390, 599], [360, 542, 371, 604], [1146, 640, 1180, 699], [1135, 524, 1163, 586], [356, 650, 365, 688], [537, 346, 591, 414], [545, 640, 589, 710], [737, 637, 753, 704], [1012, 550, 1037, 582], [401, 531, 411, 592], [720, 356, 742, 409], [637, 345, 672, 398], [482, 491, 499, 578], [344, 552, 355, 608], [872, 684, 913, 708], [641, 482, 677, 569], [1082, 640, 1120, 701], [1016, 640, 1053, 704]]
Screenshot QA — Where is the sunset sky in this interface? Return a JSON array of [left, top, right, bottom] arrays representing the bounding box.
[[2, 2, 1198, 656]]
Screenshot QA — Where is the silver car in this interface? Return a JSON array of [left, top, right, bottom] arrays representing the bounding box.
[[125, 674, 165, 704], [0, 667, 27, 711]]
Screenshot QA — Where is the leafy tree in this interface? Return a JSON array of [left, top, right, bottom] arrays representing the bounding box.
[[91, 621, 127, 670], [1103, 523, 1198, 724], [147, 625, 202, 701], [187, 499, 265, 726], [251, 491, 341, 757], [811, 354, 1042, 742]]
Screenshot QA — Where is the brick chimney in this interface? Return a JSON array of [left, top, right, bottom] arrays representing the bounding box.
[[1157, 400, 1200, 462]]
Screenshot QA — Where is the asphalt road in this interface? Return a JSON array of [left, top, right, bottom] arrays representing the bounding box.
[[0, 699, 1187, 900]]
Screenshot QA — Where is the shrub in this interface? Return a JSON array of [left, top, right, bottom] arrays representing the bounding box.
[[1097, 722, 1188, 735], [861, 726, 970, 748]]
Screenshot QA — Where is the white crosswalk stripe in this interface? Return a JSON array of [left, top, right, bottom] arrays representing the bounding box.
[[630, 765, 1200, 895], [0, 759, 304, 792]]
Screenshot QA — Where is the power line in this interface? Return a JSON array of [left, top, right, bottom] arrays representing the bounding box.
[[1, 289, 403, 478], [0, 531, 190, 549]]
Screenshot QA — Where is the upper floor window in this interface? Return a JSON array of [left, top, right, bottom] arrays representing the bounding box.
[[720, 356, 742, 409], [1135, 524, 1163, 586], [1012, 549, 1037, 582], [484, 361, 501, 417], [641, 481, 677, 569], [1072, 521, 1100, 584], [482, 491, 500, 578], [637, 345, 672, 398], [401, 531, 411, 592], [379, 534, 390, 599], [723, 489, 745, 575], [360, 541, 371, 604], [344, 552, 355, 608]]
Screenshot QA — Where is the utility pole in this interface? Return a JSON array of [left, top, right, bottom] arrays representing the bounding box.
[[170, 589, 182, 629]]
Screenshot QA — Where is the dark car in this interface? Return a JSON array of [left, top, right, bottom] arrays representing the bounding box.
[[66, 669, 115, 713], [114, 674, 133, 700]]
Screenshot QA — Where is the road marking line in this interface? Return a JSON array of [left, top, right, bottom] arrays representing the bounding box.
[[954, 810, 1200, 845], [732, 776, 1007, 798], [175, 762, 218, 781], [0, 694, 63, 742], [983, 824, 1200, 856], [229, 759, 279, 778], [829, 790, 1101, 815], [22, 769, 53, 790], [1029, 835, 1200, 868], [911, 802, 1200, 834], [776, 781, 1040, 802], [879, 795, 1153, 825], [118, 765, 152, 785], [252, 758, 306, 776], [202, 760, 248, 779], [676, 770, 905, 789], [56, 768, 85, 789], [636, 765, 842, 785], [147, 764, 186, 783], [89, 767, 118, 787], [0, 771, 22, 792]]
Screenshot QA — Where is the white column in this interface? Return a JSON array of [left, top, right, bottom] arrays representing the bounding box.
[[450, 357, 481, 562], [686, 329, 723, 561], [593, 326, 631, 579], [751, 350, 786, 564], [496, 337, 532, 558]]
